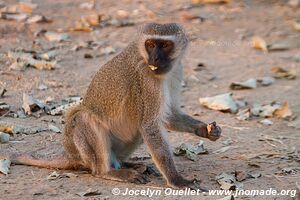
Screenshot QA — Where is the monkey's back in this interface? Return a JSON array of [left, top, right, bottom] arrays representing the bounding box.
[[82, 43, 145, 124]]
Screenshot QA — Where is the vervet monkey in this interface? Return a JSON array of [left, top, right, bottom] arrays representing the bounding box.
[[8, 23, 221, 188]]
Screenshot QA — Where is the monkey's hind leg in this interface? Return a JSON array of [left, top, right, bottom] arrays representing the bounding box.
[[71, 111, 111, 175], [70, 110, 150, 184]]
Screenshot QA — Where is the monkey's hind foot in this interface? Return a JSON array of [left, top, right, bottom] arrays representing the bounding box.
[[100, 169, 150, 184]]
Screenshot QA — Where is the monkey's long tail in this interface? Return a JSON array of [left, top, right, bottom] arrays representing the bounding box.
[[7, 153, 81, 170]]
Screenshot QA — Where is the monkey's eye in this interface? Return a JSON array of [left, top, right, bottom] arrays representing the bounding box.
[[162, 43, 169, 48], [162, 41, 173, 49], [145, 40, 155, 49]]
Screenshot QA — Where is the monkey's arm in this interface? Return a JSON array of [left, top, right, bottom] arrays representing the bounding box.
[[164, 109, 221, 141], [141, 121, 193, 188]]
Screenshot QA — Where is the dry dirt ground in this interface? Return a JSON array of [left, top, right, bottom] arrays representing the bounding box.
[[0, 0, 300, 199]]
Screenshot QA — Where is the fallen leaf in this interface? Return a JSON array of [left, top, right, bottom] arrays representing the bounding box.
[[38, 84, 48, 91], [77, 188, 102, 197], [48, 124, 61, 133], [47, 171, 60, 180], [273, 102, 293, 119], [100, 46, 116, 55], [47, 171, 77, 180], [71, 19, 93, 32], [8, 51, 56, 70], [236, 109, 250, 121], [267, 42, 292, 51], [0, 159, 11, 175], [260, 103, 281, 118], [0, 124, 13, 135], [248, 171, 261, 179], [48, 98, 81, 116], [235, 170, 247, 182], [0, 2, 37, 13], [38, 50, 57, 61], [259, 119, 273, 126], [0, 132, 10, 143], [230, 78, 257, 90], [199, 93, 238, 113], [282, 167, 300, 175], [257, 76, 275, 86], [22, 93, 46, 115], [271, 67, 296, 80], [79, 2, 95, 10], [26, 15, 51, 24], [252, 36, 268, 52], [44, 32, 69, 42], [0, 102, 10, 116], [0, 13, 28, 21], [174, 140, 208, 161], [215, 172, 243, 190]]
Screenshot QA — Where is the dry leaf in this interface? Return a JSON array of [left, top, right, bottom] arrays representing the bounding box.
[[271, 67, 296, 80], [0, 159, 11, 175], [22, 93, 46, 115], [48, 124, 61, 133], [215, 172, 243, 190], [0, 102, 9, 116], [257, 76, 275, 86], [0, 2, 37, 13], [230, 78, 257, 90], [236, 109, 251, 121], [174, 141, 208, 161], [0, 13, 28, 21], [273, 102, 293, 118], [267, 42, 292, 51], [259, 119, 273, 126], [8, 51, 56, 70], [77, 188, 102, 197], [79, 2, 95, 10], [199, 93, 238, 113], [100, 46, 116, 55], [252, 36, 268, 52], [26, 15, 51, 24], [71, 20, 93, 32], [44, 32, 69, 42]]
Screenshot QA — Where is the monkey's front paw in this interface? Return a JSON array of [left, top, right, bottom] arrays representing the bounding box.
[[207, 121, 221, 141]]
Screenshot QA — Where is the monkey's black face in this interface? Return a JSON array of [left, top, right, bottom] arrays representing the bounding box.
[[145, 39, 174, 75]]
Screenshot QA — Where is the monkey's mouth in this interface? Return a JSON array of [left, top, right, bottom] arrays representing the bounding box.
[[149, 65, 158, 71]]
